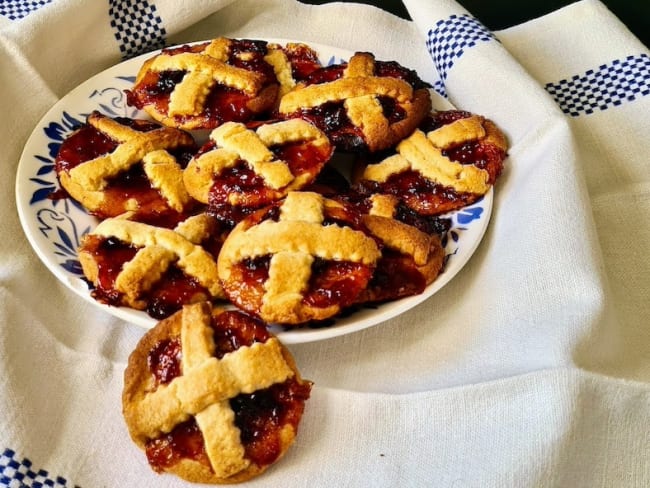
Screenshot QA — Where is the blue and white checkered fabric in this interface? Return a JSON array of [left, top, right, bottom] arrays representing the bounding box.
[[545, 54, 650, 116], [0, 449, 79, 488], [425, 13, 496, 97], [109, 0, 166, 60], [0, 0, 53, 20]]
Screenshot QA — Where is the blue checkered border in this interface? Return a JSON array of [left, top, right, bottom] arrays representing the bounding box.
[[1, 448, 79, 488], [545, 54, 650, 116], [0, 0, 53, 20], [425, 14, 497, 97], [109, 0, 166, 60]]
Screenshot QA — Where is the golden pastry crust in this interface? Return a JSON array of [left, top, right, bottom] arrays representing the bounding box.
[[123, 302, 311, 484], [353, 110, 508, 215], [278, 51, 431, 152], [183, 119, 332, 209], [217, 191, 381, 325], [55, 111, 197, 220], [78, 213, 226, 318], [127, 38, 281, 130]]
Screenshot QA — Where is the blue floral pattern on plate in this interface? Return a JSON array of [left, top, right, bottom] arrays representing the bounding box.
[[15, 39, 493, 343]]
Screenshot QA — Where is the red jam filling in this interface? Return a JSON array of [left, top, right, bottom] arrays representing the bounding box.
[[283, 44, 322, 80], [365, 250, 427, 302], [148, 337, 182, 386], [231, 378, 311, 466], [211, 310, 271, 359], [81, 235, 138, 305], [357, 171, 474, 215], [294, 102, 365, 152], [146, 419, 210, 473], [55, 124, 116, 174], [304, 259, 373, 309]]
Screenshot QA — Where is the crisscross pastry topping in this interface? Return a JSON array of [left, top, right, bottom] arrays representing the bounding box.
[[218, 191, 381, 324], [278, 51, 431, 152], [184, 119, 332, 209], [122, 302, 312, 483], [354, 110, 508, 215], [78, 212, 226, 319], [126, 38, 281, 130], [55, 111, 196, 220]]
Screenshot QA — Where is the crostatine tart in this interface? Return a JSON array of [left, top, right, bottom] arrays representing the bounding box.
[[278, 51, 432, 153], [353, 110, 508, 215], [122, 301, 312, 483], [217, 191, 381, 325], [55, 111, 198, 221], [126, 37, 322, 130], [78, 212, 227, 319]]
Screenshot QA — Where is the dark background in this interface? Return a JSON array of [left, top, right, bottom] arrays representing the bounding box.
[[300, 0, 649, 48]]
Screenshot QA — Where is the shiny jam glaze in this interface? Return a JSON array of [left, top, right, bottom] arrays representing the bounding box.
[[144, 309, 311, 473], [231, 378, 311, 466], [145, 268, 209, 320], [303, 259, 374, 309], [211, 310, 271, 359], [148, 337, 182, 386], [146, 419, 210, 473], [283, 43, 322, 80], [80, 235, 138, 306], [363, 250, 427, 303], [357, 172, 475, 215]]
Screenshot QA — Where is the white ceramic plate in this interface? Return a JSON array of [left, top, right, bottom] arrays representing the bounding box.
[[15, 39, 492, 344]]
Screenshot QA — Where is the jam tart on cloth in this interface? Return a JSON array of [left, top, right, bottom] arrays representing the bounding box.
[[126, 38, 320, 130], [183, 119, 333, 211], [122, 301, 312, 484], [278, 51, 431, 153], [217, 191, 381, 325], [353, 110, 508, 215], [55, 111, 197, 221], [78, 212, 227, 320]]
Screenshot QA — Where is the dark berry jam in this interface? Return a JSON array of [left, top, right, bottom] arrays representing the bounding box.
[[211, 310, 271, 359], [81, 235, 138, 306], [231, 378, 311, 466], [303, 259, 373, 309], [146, 268, 209, 320], [145, 419, 210, 472], [55, 124, 116, 174], [366, 251, 427, 302]]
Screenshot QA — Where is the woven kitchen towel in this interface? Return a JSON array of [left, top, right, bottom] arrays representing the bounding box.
[[2, 0, 649, 486]]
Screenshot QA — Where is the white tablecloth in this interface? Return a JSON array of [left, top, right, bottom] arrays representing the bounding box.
[[2, 0, 649, 486]]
